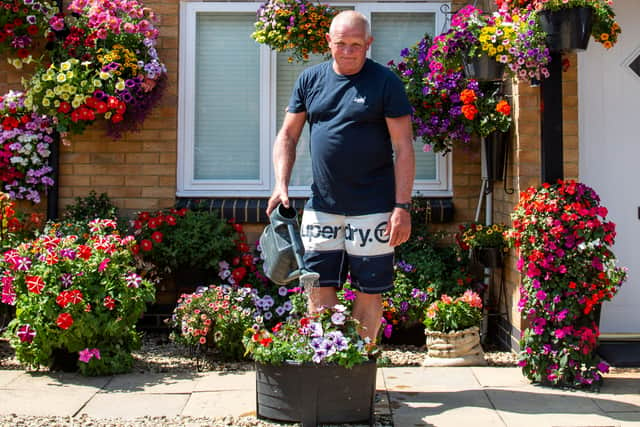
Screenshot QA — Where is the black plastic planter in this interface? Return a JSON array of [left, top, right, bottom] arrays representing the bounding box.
[[538, 7, 593, 52], [473, 247, 504, 269], [464, 54, 505, 82], [256, 360, 377, 427], [485, 131, 508, 182]]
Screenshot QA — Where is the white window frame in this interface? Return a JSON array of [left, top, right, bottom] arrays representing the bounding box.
[[178, 1, 452, 198]]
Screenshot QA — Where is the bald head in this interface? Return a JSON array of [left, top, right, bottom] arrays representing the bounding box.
[[329, 10, 371, 39]]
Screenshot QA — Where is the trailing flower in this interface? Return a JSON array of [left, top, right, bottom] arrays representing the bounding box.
[[507, 180, 627, 388], [0, 90, 55, 203], [0, 192, 44, 253], [456, 222, 508, 251], [252, 0, 337, 63], [0, 0, 58, 69]]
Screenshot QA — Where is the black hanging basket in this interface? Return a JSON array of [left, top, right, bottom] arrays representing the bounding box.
[[485, 131, 509, 182], [464, 54, 505, 82], [256, 360, 376, 427], [538, 7, 593, 52], [473, 247, 504, 269]]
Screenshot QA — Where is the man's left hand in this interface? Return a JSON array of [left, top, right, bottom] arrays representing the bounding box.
[[385, 208, 411, 247]]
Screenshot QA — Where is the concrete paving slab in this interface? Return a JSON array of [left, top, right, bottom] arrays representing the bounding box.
[[389, 389, 506, 427], [103, 372, 202, 393], [382, 366, 481, 391], [79, 391, 190, 419], [3, 371, 110, 391], [0, 370, 23, 387], [472, 367, 530, 387], [0, 388, 97, 416], [182, 390, 256, 418], [498, 411, 624, 427], [194, 371, 254, 392]]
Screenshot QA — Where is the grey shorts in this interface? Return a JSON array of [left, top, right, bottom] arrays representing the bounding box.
[[300, 209, 395, 294]]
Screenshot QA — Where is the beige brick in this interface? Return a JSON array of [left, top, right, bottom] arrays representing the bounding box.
[[91, 153, 126, 164], [126, 176, 159, 186], [125, 153, 160, 164], [91, 175, 125, 186], [159, 176, 176, 186], [141, 186, 175, 198]]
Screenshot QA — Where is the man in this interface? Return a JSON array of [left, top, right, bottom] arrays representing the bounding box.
[[266, 10, 415, 342]]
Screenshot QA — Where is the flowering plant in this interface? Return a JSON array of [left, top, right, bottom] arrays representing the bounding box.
[[252, 0, 337, 63], [379, 265, 430, 339], [474, 84, 512, 137], [456, 222, 508, 251], [423, 290, 483, 333], [243, 303, 375, 368], [0, 0, 58, 69], [131, 208, 236, 277], [0, 219, 156, 375], [495, 0, 621, 49], [507, 180, 627, 388], [24, 0, 167, 139], [1, 90, 55, 203], [0, 192, 44, 252]]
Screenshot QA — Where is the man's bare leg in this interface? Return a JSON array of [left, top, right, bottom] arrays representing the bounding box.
[[308, 287, 340, 313], [352, 291, 383, 342]]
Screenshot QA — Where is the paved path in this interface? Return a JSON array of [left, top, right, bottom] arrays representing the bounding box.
[[1, 366, 639, 426]]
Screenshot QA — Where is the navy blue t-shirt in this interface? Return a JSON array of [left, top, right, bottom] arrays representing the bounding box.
[[287, 59, 412, 215]]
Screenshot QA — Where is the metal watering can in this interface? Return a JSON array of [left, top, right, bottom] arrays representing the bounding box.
[[260, 203, 319, 287]]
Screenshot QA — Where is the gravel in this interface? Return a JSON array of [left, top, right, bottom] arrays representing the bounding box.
[[0, 332, 518, 426]]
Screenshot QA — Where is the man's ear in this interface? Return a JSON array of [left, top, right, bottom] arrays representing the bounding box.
[[325, 33, 331, 44]]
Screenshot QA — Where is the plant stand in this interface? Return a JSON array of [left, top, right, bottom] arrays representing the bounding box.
[[255, 360, 376, 427], [423, 326, 486, 367]]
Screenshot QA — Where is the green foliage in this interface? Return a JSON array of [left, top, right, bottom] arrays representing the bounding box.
[[1, 219, 155, 375], [132, 208, 236, 275], [423, 290, 483, 333], [62, 190, 119, 222]]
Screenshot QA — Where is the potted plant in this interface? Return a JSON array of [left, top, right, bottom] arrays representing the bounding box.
[[251, 0, 337, 63], [457, 222, 508, 268], [507, 180, 627, 389], [243, 302, 378, 425], [0, 218, 156, 375], [422, 290, 485, 366], [23, 0, 167, 139], [496, 0, 621, 51]]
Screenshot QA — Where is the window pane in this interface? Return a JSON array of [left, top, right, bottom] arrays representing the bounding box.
[[371, 12, 437, 181], [194, 13, 260, 180]]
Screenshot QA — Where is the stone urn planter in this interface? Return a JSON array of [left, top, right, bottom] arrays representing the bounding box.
[[423, 326, 486, 366]]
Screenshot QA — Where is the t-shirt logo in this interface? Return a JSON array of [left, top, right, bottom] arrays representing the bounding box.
[[353, 95, 366, 104]]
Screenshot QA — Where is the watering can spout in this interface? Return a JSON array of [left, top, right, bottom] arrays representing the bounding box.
[[259, 204, 319, 286]]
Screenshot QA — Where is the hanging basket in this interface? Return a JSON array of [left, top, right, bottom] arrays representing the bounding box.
[[473, 247, 504, 268], [538, 7, 593, 52], [256, 360, 376, 426], [484, 131, 508, 182], [464, 54, 505, 82], [423, 326, 486, 366]]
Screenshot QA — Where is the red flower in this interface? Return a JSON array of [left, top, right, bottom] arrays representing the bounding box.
[[77, 245, 92, 260], [460, 89, 477, 104], [165, 215, 177, 226], [151, 231, 163, 243], [26, 276, 44, 294], [27, 24, 39, 36], [232, 267, 247, 282], [260, 337, 273, 347], [461, 104, 478, 120], [140, 239, 153, 251], [56, 313, 73, 329], [496, 100, 511, 116], [103, 296, 116, 310]]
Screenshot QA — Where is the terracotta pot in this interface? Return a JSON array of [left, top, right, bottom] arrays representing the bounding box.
[[255, 360, 376, 427], [423, 326, 486, 366]]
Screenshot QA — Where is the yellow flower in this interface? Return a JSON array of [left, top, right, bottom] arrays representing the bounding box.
[[56, 73, 66, 83], [105, 111, 112, 119], [60, 61, 72, 71], [42, 98, 50, 107], [66, 71, 74, 80], [71, 96, 83, 109], [93, 79, 102, 87], [45, 89, 54, 98], [99, 71, 111, 80], [60, 93, 70, 101]]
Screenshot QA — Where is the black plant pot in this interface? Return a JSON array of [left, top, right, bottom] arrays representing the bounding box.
[[485, 131, 508, 182], [256, 360, 376, 427], [464, 54, 505, 82], [50, 348, 79, 372], [538, 7, 593, 52], [474, 247, 504, 269]]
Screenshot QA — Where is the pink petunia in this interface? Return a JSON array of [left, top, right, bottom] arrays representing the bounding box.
[[17, 324, 36, 343], [98, 258, 110, 272]]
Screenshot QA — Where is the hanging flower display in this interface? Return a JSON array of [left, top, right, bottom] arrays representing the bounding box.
[[251, 0, 337, 63], [0, 91, 55, 203], [24, 0, 167, 139], [0, 0, 58, 69], [507, 180, 627, 389]]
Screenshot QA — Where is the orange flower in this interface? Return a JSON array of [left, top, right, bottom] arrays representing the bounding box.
[[461, 104, 478, 120], [496, 100, 511, 116], [460, 89, 477, 104]]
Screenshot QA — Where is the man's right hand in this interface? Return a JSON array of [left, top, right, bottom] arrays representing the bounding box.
[[266, 186, 289, 216]]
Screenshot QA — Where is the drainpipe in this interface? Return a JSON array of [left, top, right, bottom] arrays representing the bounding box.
[[541, 52, 564, 183], [46, 0, 64, 221]]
